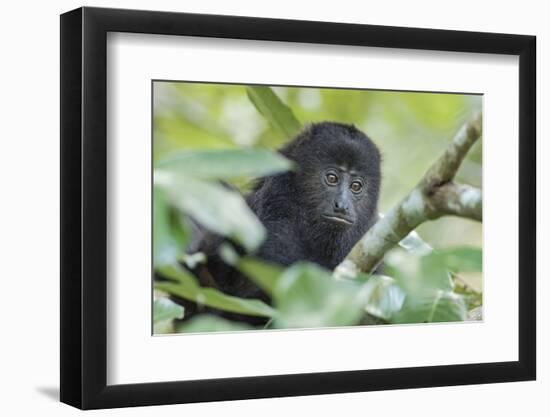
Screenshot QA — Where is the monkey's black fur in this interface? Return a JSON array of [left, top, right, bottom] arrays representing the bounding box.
[[181, 122, 381, 323]]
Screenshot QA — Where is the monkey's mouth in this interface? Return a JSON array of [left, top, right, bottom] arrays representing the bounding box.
[[322, 214, 354, 225]]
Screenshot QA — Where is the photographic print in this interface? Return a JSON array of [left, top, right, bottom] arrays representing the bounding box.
[[152, 81, 483, 334], [61, 7, 535, 408]]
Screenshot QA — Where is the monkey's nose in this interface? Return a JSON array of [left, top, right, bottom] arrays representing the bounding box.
[[333, 199, 349, 214]]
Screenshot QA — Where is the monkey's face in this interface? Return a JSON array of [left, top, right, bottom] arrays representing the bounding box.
[[317, 166, 366, 226], [294, 161, 377, 230], [282, 122, 381, 231]]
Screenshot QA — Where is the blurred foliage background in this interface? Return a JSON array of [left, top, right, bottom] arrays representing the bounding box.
[[153, 81, 482, 334]]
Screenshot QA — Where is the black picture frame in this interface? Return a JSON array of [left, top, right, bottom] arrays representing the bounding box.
[[60, 6, 536, 410]]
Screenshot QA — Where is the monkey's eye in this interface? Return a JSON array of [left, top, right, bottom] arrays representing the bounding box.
[[350, 181, 363, 193], [325, 173, 339, 185]]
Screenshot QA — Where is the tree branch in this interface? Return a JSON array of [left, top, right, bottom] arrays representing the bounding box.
[[430, 183, 482, 222], [335, 112, 482, 276]]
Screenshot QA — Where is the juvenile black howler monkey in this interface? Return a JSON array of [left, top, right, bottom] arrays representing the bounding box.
[[184, 122, 381, 322]]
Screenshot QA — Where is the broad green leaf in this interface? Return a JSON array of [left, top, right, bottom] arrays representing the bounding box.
[[158, 264, 202, 288], [384, 249, 453, 293], [157, 282, 275, 318], [156, 265, 275, 318], [392, 290, 467, 324], [155, 173, 265, 252], [156, 148, 293, 180], [237, 257, 284, 296], [177, 315, 253, 333], [246, 86, 302, 139], [380, 248, 475, 323], [218, 245, 283, 296], [153, 297, 184, 323], [436, 247, 482, 272], [199, 287, 275, 317], [420, 253, 454, 291], [272, 263, 364, 328], [153, 187, 189, 267]]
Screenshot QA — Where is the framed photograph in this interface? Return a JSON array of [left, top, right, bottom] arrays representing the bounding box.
[[60, 6, 536, 409]]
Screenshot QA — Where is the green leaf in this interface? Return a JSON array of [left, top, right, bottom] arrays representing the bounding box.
[[199, 287, 275, 317], [155, 173, 265, 252], [218, 247, 283, 296], [420, 253, 454, 291], [237, 256, 284, 296], [157, 264, 200, 293], [246, 86, 302, 139], [272, 263, 364, 328], [218, 242, 240, 266], [384, 249, 453, 293], [392, 290, 467, 324], [153, 297, 185, 323], [436, 247, 482, 272], [153, 187, 189, 267], [156, 265, 275, 318], [177, 315, 253, 333], [156, 148, 293, 180]]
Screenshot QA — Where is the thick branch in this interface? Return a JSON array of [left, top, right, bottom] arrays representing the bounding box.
[[430, 183, 482, 222], [335, 112, 482, 276]]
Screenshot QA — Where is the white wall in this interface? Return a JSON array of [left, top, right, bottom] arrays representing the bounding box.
[[0, 0, 546, 415]]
